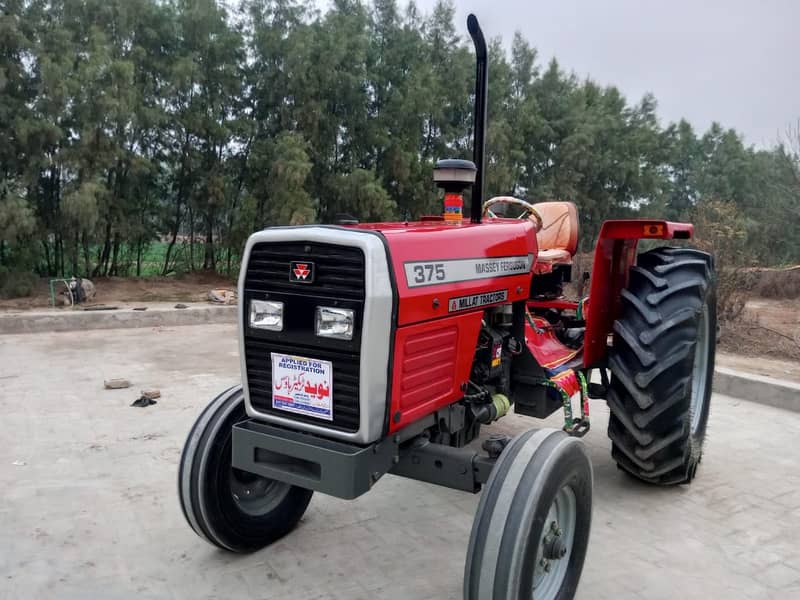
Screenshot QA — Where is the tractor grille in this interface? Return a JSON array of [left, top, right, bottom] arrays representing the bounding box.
[[244, 242, 365, 300], [243, 337, 361, 431], [243, 241, 365, 432]]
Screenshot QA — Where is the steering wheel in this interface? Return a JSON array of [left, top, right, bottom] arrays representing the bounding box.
[[482, 196, 543, 231]]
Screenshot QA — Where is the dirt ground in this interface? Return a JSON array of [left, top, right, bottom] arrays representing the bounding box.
[[717, 352, 800, 385], [0, 272, 236, 311], [720, 298, 800, 363], [2, 271, 798, 365]]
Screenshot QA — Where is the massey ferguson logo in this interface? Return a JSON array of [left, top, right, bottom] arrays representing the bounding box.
[[290, 261, 314, 283]]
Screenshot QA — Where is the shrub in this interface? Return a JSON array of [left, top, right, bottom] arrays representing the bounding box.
[[0, 271, 37, 299], [754, 267, 800, 299], [691, 199, 753, 325]]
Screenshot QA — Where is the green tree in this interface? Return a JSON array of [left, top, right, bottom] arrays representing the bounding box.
[[1, 0, 798, 294], [330, 168, 396, 222], [262, 132, 316, 225]]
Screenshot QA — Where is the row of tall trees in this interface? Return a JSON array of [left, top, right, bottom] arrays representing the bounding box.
[[1, 0, 798, 292]]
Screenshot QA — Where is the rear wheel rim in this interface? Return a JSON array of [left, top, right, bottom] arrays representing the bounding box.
[[229, 468, 291, 517], [531, 484, 577, 599], [690, 304, 710, 434]]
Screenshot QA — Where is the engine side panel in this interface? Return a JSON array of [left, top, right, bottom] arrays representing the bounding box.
[[354, 220, 536, 432], [388, 311, 483, 433]]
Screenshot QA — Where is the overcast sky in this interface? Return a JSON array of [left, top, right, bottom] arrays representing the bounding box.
[[405, 0, 798, 148]]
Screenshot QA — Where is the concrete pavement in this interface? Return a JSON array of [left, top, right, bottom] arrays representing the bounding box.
[[0, 303, 236, 334], [4, 305, 798, 414], [1, 324, 799, 599], [714, 366, 800, 413]]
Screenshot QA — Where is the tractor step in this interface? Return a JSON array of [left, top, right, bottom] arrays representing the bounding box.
[[563, 418, 591, 438]]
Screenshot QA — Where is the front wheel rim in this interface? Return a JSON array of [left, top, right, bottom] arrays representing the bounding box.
[[229, 468, 291, 517], [532, 484, 577, 599], [690, 304, 710, 435]]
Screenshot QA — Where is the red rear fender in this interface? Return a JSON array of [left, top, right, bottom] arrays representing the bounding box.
[[583, 220, 693, 367]]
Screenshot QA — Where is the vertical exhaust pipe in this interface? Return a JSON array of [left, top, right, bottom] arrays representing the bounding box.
[[467, 14, 487, 224]]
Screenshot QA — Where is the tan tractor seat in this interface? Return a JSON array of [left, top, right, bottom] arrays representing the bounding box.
[[536, 248, 573, 264], [531, 201, 579, 264]]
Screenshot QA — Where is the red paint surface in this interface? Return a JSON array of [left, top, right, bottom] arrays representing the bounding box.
[[348, 216, 691, 423], [388, 311, 483, 432], [525, 314, 581, 370], [582, 219, 693, 367], [356, 219, 537, 326], [352, 219, 537, 429], [550, 369, 582, 397]]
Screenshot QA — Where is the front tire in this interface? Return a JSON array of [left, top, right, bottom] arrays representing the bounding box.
[[464, 429, 593, 600], [607, 247, 716, 485], [178, 385, 313, 552]]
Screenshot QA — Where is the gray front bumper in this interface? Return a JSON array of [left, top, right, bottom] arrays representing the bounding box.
[[231, 420, 399, 500]]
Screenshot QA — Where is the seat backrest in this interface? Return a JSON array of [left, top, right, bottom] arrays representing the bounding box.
[[532, 201, 579, 255]]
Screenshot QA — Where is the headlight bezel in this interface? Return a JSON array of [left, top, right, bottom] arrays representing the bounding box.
[[249, 299, 284, 331], [315, 306, 355, 340]]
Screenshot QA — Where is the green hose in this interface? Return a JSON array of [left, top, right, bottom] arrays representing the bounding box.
[[491, 393, 511, 419]]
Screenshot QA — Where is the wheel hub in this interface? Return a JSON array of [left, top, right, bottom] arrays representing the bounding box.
[[532, 487, 577, 599], [229, 468, 290, 517], [542, 522, 568, 560]]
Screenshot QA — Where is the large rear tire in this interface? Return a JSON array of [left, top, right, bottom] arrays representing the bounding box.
[[607, 247, 716, 485], [178, 385, 313, 552], [464, 429, 593, 600]]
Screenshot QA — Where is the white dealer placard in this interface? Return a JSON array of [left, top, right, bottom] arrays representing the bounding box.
[[404, 255, 533, 288], [271, 353, 333, 421]]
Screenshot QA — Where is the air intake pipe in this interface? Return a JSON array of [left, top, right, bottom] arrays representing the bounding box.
[[467, 14, 488, 224]]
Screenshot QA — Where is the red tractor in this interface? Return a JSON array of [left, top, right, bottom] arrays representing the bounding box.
[[179, 15, 716, 599]]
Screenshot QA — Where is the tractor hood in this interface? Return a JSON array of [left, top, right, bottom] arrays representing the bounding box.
[[353, 219, 537, 326]]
